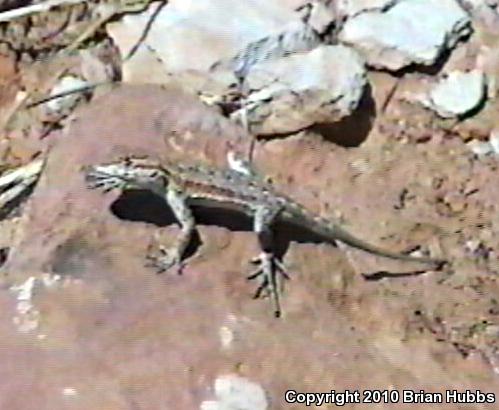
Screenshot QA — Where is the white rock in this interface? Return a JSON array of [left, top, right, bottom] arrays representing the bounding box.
[[235, 45, 366, 135], [47, 76, 88, 113], [426, 70, 486, 118], [467, 139, 493, 156], [10, 276, 36, 302], [107, 0, 319, 85], [489, 128, 499, 154], [201, 375, 268, 410], [338, 0, 398, 17], [61, 387, 78, 397], [307, 1, 337, 34], [339, 0, 471, 70]]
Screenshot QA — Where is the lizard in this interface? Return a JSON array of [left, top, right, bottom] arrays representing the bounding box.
[[83, 155, 445, 317]]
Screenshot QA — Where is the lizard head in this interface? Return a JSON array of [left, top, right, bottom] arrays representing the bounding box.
[[84, 156, 168, 195]]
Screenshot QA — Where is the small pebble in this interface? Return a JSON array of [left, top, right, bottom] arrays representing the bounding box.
[[467, 139, 493, 156], [47, 76, 89, 114]]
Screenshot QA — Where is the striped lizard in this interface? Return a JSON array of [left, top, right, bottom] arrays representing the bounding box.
[[84, 155, 445, 317]]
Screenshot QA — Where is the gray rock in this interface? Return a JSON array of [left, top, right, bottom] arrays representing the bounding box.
[[107, 0, 319, 87], [213, 25, 320, 79], [338, 0, 398, 17], [426, 70, 486, 118], [306, 1, 337, 34], [234, 45, 366, 135], [339, 0, 472, 70]]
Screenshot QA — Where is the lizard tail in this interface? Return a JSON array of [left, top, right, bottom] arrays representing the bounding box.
[[321, 222, 442, 265], [283, 204, 444, 265]]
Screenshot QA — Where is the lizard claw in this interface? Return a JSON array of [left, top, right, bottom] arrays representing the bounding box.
[[247, 252, 289, 317], [249, 255, 289, 278], [146, 245, 185, 275]]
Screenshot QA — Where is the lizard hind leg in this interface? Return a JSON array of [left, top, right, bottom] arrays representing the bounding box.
[[248, 204, 289, 317], [247, 252, 290, 317]]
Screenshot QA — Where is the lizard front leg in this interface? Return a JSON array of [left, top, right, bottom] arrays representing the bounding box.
[[247, 203, 289, 317], [146, 184, 195, 274]]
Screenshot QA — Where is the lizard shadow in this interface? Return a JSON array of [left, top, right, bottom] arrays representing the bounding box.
[[110, 189, 433, 277], [309, 83, 375, 147], [110, 189, 327, 261]]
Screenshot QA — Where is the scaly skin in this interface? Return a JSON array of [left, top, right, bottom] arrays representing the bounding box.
[[84, 155, 445, 317]]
